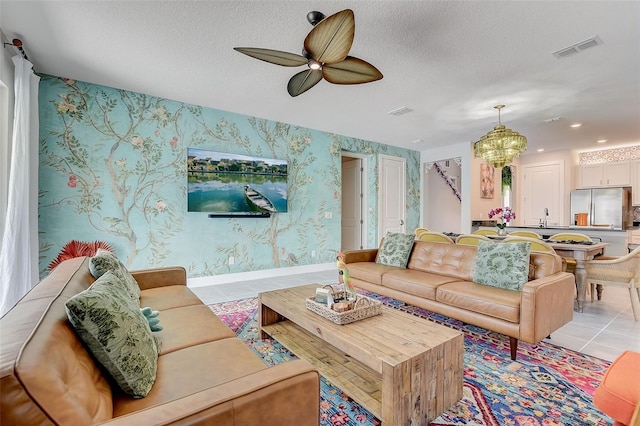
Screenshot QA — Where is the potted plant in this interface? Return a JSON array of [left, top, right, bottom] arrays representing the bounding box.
[[488, 207, 515, 236]]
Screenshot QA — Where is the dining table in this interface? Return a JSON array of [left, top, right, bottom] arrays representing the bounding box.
[[544, 241, 609, 313]]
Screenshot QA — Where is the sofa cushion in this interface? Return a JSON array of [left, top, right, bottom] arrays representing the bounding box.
[[375, 232, 415, 267], [407, 241, 477, 281], [65, 271, 160, 398], [473, 240, 531, 291], [347, 261, 402, 286], [155, 304, 236, 355], [436, 281, 521, 323], [89, 249, 141, 301], [112, 338, 268, 416], [382, 269, 459, 300], [140, 285, 205, 310]]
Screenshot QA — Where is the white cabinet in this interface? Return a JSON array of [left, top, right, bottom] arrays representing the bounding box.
[[579, 164, 606, 187], [578, 162, 631, 188]]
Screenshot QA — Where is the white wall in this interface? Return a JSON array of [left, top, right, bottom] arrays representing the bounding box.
[[425, 160, 461, 233], [420, 142, 473, 234]]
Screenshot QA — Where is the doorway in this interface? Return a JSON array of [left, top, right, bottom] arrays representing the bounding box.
[[424, 158, 462, 233], [378, 154, 407, 238], [341, 153, 367, 250]]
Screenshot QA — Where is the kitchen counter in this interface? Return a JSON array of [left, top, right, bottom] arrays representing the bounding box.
[[470, 224, 629, 255], [514, 225, 626, 232]]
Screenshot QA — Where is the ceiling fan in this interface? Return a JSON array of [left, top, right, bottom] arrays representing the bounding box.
[[234, 9, 383, 97]]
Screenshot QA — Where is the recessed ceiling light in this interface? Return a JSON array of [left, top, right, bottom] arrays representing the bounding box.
[[570, 123, 582, 128], [537, 148, 544, 152], [597, 139, 607, 143]]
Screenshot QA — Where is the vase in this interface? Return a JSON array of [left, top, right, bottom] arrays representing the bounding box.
[[498, 227, 507, 236]]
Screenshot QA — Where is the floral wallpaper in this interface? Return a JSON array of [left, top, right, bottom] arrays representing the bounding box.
[[579, 145, 640, 165], [38, 75, 420, 278]]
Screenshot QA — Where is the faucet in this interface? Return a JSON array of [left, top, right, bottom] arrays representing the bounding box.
[[543, 208, 549, 228]]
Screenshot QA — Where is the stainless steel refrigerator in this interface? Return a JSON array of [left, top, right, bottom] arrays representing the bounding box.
[[569, 187, 632, 230]]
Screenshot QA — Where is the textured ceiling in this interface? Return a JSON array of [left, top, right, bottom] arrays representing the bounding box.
[[2, 1, 639, 155]]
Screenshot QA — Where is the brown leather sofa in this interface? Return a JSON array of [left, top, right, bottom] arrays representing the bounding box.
[[342, 240, 576, 360], [0, 257, 320, 425]]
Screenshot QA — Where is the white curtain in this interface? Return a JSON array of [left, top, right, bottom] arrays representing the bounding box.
[[0, 56, 40, 316]]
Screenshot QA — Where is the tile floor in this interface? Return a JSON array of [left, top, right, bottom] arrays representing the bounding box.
[[191, 268, 640, 362]]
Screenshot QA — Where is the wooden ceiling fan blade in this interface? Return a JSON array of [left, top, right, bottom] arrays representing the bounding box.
[[287, 69, 323, 97], [323, 57, 383, 84], [304, 9, 354, 64], [233, 47, 308, 67]]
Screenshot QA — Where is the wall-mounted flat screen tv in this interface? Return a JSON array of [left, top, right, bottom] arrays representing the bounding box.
[[187, 148, 288, 215]]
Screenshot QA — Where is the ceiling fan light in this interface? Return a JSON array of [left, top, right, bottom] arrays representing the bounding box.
[[473, 105, 527, 168], [308, 60, 322, 70]]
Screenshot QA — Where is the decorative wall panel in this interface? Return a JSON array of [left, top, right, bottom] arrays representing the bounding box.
[[38, 75, 420, 277]]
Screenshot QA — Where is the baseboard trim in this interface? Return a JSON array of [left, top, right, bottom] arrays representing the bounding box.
[[187, 262, 335, 288]]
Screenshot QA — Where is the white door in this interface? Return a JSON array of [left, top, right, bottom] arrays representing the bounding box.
[[379, 154, 406, 239], [341, 157, 363, 250], [522, 161, 564, 226]]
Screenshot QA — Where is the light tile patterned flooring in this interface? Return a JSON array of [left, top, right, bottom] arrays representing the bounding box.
[[191, 269, 640, 362]]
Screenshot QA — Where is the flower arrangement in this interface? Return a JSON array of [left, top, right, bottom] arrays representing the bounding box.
[[488, 207, 515, 229]]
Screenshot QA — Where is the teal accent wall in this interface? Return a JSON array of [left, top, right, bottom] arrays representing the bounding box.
[[38, 75, 420, 277]]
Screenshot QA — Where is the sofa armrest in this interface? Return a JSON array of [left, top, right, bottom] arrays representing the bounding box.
[[519, 272, 575, 344], [341, 248, 378, 264], [100, 360, 319, 426], [131, 267, 187, 290]]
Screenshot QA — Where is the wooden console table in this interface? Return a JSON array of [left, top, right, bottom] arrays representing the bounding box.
[[259, 284, 464, 425]]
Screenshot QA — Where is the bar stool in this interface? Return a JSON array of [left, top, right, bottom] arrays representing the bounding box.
[[594, 350, 640, 425]]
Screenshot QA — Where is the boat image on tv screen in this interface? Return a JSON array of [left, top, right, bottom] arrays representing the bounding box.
[[187, 148, 288, 215]]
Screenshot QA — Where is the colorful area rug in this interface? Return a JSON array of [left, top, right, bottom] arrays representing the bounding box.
[[210, 292, 613, 426]]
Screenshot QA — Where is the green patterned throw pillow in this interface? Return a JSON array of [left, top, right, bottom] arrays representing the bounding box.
[[375, 232, 415, 268], [473, 240, 531, 291], [65, 271, 160, 398], [89, 248, 140, 301]]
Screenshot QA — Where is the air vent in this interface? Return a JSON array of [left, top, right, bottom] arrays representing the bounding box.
[[575, 37, 601, 51], [387, 106, 413, 116], [553, 46, 579, 59], [553, 36, 602, 59]]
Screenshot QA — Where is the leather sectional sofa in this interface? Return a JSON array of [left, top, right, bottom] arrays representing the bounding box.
[[342, 240, 576, 360], [0, 256, 320, 425]]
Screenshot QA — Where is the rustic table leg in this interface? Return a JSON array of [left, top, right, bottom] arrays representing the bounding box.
[[258, 296, 286, 339], [381, 336, 463, 425], [574, 259, 587, 313]]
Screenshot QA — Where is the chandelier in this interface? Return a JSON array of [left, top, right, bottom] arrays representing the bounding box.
[[474, 105, 527, 168]]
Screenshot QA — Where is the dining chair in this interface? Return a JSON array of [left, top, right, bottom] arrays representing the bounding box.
[[473, 229, 499, 236], [548, 232, 594, 274], [585, 246, 640, 320], [414, 227, 429, 238], [455, 234, 491, 246], [417, 232, 454, 244], [503, 236, 557, 253], [509, 230, 542, 239], [548, 232, 593, 242]]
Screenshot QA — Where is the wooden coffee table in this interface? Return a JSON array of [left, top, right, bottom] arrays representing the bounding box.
[[259, 284, 463, 425]]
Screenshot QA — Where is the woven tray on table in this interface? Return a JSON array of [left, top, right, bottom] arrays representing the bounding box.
[[306, 290, 382, 325]]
